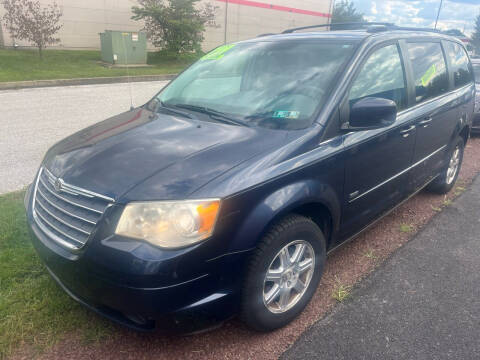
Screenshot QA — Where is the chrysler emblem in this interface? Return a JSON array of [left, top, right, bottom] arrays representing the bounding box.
[[54, 179, 63, 192]]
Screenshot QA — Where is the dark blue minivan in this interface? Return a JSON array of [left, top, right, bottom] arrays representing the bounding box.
[[25, 25, 475, 332]]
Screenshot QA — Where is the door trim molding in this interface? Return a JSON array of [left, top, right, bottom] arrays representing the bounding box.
[[349, 145, 446, 203]]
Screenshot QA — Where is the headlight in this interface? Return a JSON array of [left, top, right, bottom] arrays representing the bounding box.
[[115, 199, 221, 248]]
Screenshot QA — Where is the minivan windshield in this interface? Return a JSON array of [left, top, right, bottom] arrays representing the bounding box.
[[156, 40, 356, 130]]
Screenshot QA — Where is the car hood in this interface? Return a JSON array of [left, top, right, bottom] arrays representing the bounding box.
[[43, 108, 290, 201]]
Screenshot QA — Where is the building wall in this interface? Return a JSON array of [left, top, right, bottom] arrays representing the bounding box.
[[0, 0, 142, 49], [0, 0, 332, 51], [203, 0, 332, 50]]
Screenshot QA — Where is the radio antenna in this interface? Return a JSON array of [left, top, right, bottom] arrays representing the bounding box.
[[122, 33, 135, 111], [434, 0, 443, 30]]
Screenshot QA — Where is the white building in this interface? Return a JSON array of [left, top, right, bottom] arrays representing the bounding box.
[[0, 0, 333, 51]]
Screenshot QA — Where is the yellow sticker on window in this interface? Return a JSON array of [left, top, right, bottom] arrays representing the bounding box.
[[421, 64, 436, 87], [201, 44, 236, 61]]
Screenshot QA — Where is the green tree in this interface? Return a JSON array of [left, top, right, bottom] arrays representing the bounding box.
[[132, 0, 216, 55], [331, 0, 365, 30], [472, 15, 480, 54], [1, 0, 62, 57]]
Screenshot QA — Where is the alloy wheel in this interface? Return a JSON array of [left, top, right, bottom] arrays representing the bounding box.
[[262, 240, 315, 314], [446, 146, 460, 185]]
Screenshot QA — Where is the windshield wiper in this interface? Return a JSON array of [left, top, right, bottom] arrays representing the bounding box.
[[172, 104, 248, 127], [244, 111, 273, 120], [156, 101, 194, 119]]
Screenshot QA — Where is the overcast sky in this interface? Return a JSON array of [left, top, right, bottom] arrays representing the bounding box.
[[349, 0, 480, 36]]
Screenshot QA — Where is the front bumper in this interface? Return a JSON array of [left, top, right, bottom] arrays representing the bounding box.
[[25, 187, 251, 333]]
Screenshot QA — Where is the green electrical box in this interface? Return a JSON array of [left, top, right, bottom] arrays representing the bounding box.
[[100, 30, 147, 65]]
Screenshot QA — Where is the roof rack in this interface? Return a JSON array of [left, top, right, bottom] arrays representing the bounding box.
[[388, 26, 441, 34], [281, 22, 394, 34], [281, 22, 442, 35]]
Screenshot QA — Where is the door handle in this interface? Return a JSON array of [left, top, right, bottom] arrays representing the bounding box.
[[400, 125, 416, 137], [418, 117, 433, 128]]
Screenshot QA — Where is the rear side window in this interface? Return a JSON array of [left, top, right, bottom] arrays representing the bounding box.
[[349, 44, 407, 111], [407, 42, 448, 104], [445, 41, 473, 88]]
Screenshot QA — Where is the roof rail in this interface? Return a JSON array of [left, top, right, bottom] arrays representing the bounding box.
[[281, 22, 443, 35], [389, 26, 441, 34], [281, 22, 394, 34]]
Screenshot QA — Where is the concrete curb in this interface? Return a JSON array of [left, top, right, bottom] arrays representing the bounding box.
[[0, 74, 177, 91]]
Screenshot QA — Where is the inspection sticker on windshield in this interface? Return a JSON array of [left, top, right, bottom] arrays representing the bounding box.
[[201, 44, 236, 61], [273, 111, 300, 119]]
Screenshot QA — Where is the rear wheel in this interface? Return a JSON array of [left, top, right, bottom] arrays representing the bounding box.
[[240, 214, 326, 332], [427, 136, 464, 194]]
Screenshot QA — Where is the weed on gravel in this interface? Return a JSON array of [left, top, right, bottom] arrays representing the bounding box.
[[332, 277, 352, 302], [399, 224, 414, 233], [364, 249, 378, 260]]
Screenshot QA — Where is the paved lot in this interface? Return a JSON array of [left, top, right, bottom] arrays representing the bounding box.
[[0, 81, 168, 194], [282, 175, 480, 360]]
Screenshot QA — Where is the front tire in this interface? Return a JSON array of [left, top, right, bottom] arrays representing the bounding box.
[[427, 136, 464, 194], [240, 214, 326, 332]]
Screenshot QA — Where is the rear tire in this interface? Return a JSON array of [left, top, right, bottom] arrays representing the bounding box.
[[240, 214, 326, 332], [427, 136, 464, 194]]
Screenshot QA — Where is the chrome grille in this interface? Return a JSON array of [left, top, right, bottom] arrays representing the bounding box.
[[33, 167, 114, 251]]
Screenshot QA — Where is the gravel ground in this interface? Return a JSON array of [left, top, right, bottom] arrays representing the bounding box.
[[282, 170, 480, 359], [0, 81, 168, 194], [12, 136, 480, 360]]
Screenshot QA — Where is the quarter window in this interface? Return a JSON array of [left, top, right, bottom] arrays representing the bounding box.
[[445, 41, 473, 88], [407, 42, 448, 104], [349, 44, 407, 111]]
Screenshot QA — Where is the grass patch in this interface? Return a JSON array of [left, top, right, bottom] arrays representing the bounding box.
[[0, 191, 112, 358], [0, 49, 199, 82]]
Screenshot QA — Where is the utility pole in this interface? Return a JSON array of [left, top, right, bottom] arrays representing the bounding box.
[[0, 22, 4, 48], [434, 0, 443, 30], [224, 0, 229, 44], [329, 0, 335, 30]]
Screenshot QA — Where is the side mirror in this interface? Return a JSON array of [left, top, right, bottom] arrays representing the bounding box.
[[344, 97, 397, 131]]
